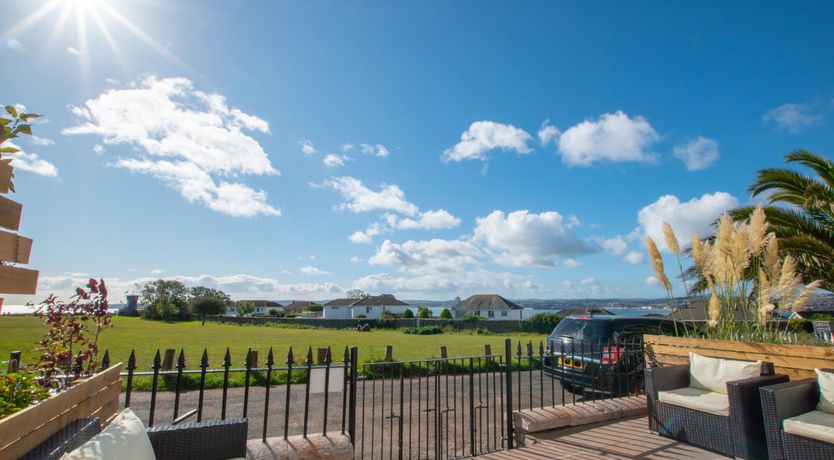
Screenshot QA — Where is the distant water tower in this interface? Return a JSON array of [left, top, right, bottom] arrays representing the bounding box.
[[126, 295, 139, 310]]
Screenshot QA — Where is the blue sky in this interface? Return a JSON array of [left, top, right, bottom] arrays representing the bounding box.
[[2, 1, 833, 303]]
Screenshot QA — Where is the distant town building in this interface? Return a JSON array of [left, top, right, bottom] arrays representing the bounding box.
[[323, 294, 410, 319], [450, 294, 523, 320], [285, 300, 319, 313]]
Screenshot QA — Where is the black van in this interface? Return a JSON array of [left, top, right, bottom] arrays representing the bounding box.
[[544, 315, 679, 396]]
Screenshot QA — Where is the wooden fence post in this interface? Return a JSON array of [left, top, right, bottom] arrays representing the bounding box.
[[484, 344, 491, 356], [161, 349, 176, 370], [440, 346, 447, 359], [384, 345, 393, 362], [7, 350, 21, 372], [317, 348, 328, 365], [250, 350, 259, 368]]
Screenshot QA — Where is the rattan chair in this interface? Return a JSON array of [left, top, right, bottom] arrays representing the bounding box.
[[760, 376, 834, 460], [24, 417, 248, 460], [645, 362, 787, 459]]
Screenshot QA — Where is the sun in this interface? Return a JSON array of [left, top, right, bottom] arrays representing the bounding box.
[[2, 0, 187, 81]]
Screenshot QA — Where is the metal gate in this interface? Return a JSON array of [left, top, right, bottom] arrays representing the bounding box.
[[353, 345, 512, 459]]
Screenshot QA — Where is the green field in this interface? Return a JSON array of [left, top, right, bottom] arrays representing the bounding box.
[[1, 316, 545, 370]]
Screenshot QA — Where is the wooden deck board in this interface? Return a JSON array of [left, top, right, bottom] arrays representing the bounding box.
[[475, 416, 729, 459]]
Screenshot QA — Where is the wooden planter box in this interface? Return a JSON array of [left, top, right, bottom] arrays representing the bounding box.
[[643, 335, 834, 380], [0, 364, 122, 459]]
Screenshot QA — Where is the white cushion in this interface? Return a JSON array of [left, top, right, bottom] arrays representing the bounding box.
[[816, 368, 834, 414], [61, 408, 155, 460], [783, 410, 834, 444], [688, 352, 761, 395], [658, 386, 730, 416]]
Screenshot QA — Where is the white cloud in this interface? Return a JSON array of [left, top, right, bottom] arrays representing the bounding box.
[[3, 142, 58, 177], [601, 236, 628, 256], [442, 121, 533, 162], [66, 47, 80, 55], [369, 238, 482, 273], [341, 143, 355, 152], [300, 139, 316, 155], [557, 278, 603, 297], [150, 269, 164, 275], [353, 270, 536, 297], [93, 144, 105, 155], [473, 210, 593, 267], [323, 153, 351, 168], [29, 135, 55, 146], [557, 111, 659, 166], [360, 144, 389, 158], [27, 273, 343, 305], [638, 192, 740, 252], [324, 176, 418, 216], [563, 258, 581, 268], [645, 275, 660, 286], [624, 251, 645, 265], [673, 137, 719, 171], [350, 256, 363, 263], [763, 103, 820, 132], [300, 266, 329, 276], [538, 120, 560, 145], [349, 222, 383, 244], [385, 209, 461, 230], [63, 75, 279, 217]]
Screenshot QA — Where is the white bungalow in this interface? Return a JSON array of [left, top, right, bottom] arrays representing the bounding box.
[[323, 294, 410, 319], [450, 294, 523, 320]]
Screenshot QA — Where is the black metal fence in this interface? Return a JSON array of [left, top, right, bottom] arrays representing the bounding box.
[[4, 336, 646, 459]]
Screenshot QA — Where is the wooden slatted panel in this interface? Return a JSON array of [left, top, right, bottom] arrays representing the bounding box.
[[0, 364, 122, 459], [644, 334, 834, 380], [0, 265, 38, 294], [0, 196, 21, 231], [0, 162, 12, 194], [0, 229, 32, 263]]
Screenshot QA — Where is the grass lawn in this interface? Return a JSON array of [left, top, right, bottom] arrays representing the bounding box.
[[0, 316, 546, 370]]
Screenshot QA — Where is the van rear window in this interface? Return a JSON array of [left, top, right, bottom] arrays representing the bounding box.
[[550, 318, 612, 340]]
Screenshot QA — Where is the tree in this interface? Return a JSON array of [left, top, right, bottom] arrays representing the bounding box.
[[140, 279, 190, 321], [402, 309, 414, 319], [305, 304, 323, 312], [191, 296, 227, 325], [346, 289, 367, 299], [1, 105, 42, 193], [728, 150, 834, 291], [417, 307, 430, 319], [235, 301, 255, 326], [439, 308, 453, 320], [189, 286, 230, 304]]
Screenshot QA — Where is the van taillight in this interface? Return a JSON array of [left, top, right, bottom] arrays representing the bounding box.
[[601, 346, 624, 364]]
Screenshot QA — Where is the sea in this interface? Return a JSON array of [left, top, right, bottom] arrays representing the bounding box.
[[1, 304, 671, 318]]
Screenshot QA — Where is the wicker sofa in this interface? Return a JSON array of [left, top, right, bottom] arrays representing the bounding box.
[[760, 372, 834, 460], [23, 415, 248, 460], [645, 358, 787, 459]]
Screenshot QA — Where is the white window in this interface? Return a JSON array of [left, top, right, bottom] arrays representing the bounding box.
[[501, 311, 508, 317], [488, 311, 495, 318]]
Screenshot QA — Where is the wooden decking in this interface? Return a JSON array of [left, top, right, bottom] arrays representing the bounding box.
[[476, 416, 729, 459]]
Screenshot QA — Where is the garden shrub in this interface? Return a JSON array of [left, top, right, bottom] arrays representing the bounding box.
[[439, 308, 453, 320], [520, 313, 561, 334], [0, 372, 50, 419], [402, 325, 443, 335]]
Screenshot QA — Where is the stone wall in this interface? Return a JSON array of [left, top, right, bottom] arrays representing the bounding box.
[[204, 315, 524, 333]]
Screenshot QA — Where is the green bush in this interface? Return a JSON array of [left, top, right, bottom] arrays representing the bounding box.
[[402, 325, 443, 335], [354, 314, 367, 319], [380, 310, 395, 320], [417, 307, 430, 318], [0, 372, 50, 419], [459, 313, 481, 322], [520, 313, 561, 334], [809, 313, 834, 321], [402, 309, 415, 319], [439, 308, 453, 320]]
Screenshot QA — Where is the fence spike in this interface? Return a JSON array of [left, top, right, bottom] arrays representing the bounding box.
[[516, 341, 522, 357], [306, 347, 314, 365], [101, 350, 110, 369], [177, 349, 186, 369], [343, 346, 350, 364], [245, 347, 252, 367], [200, 349, 209, 369], [539, 341, 544, 355], [286, 347, 294, 364], [152, 349, 161, 370], [325, 346, 332, 364], [224, 347, 232, 367], [127, 350, 136, 371], [526, 341, 533, 357], [267, 347, 275, 366]]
